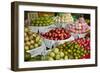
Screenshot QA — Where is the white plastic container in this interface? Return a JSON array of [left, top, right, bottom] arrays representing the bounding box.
[[29, 24, 56, 33], [42, 35, 74, 48], [27, 42, 46, 57]]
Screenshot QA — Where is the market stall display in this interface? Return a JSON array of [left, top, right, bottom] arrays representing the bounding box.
[[24, 12, 91, 61]]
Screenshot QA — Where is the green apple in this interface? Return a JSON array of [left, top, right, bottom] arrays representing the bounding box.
[[64, 56, 68, 60], [53, 48, 59, 54], [24, 46, 29, 51], [49, 52, 55, 57], [48, 57, 54, 61], [55, 54, 60, 60], [60, 52, 64, 58]]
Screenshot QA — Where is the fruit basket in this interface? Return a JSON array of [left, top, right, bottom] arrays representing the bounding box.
[[29, 24, 56, 33], [29, 16, 56, 33], [42, 38, 90, 61], [27, 41, 46, 57], [41, 28, 74, 48], [24, 27, 47, 57], [65, 17, 90, 39]]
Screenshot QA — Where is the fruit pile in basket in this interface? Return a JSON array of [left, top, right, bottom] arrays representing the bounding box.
[[66, 16, 90, 34], [31, 16, 55, 26], [24, 27, 42, 51], [45, 38, 90, 61], [41, 28, 71, 40], [55, 13, 74, 24]]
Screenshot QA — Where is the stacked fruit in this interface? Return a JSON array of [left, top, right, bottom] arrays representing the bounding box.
[[45, 38, 90, 61], [31, 16, 55, 26], [74, 38, 90, 58], [66, 16, 90, 34], [74, 38, 90, 50], [24, 27, 42, 51], [41, 28, 71, 40], [55, 13, 74, 23]]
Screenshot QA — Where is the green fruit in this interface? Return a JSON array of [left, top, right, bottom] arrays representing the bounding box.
[[60, 52, 64, 57], [68, 49, 71, 53], [64, 56, 68, 60], [32, 34, 37, 37], [30, 40, 35, 44], [25, 52, 31, 61], [64, 51, 68, 55], [24, 27, 29, 32], [36, 36, 40, 42], [55, 54, 60, 60], [49, 52, 55, 57], [26, 41, 31, 46], [25, 36, 29, 41], [68, 55, 74, 59], [34, 44, 39, 48], [53, 48, 59, 54], [75, 56, 79, 59], [73, 53, 77, 56], [48, 57, 54, 61], [24, 46, 29, 51], [30, 45, 34, 49]]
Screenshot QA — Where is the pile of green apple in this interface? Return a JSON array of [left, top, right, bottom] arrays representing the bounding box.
[[24, 27, 42, 51], [45, 41, 90, 60], [31, 16, 55, 26]]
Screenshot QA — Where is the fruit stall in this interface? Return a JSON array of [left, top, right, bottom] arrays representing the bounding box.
[[24, 12, 90, 61]]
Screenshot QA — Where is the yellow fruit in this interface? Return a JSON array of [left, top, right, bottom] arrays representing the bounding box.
[[64, 56, 68, 60], [28, 31, 33, 35], [34, 44, 39, 48], [35, 36, 40, 42], [24, 32, 27, 37], [26, 41, 31, 46], [25, 36, 29, 41], [24, 46, 29, 51], [24, 27, 29, 32], [32, 33, 37, 37], [55, 54, 60, 60], [29, 36, 33, 40], [30, 45, 34, 49], [48, 57, 54, 61], [53, 48, 59, 54], [30, 40, 35, 44], [49, 52, 55, 57], [60, 52, 64, 57]]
